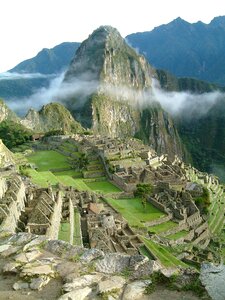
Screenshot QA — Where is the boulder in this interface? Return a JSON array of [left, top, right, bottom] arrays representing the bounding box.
[[200, 263, 225, 300], [3, 262, 21, 274], [80, 248, 104, 263], [58, 287, 92, 300], [13, 281, 29, 290], [30, 276, 50, 290], [14, 249, 41, 263], [97, 275, 126, 294], [0, 244, 10, 253], [21, 263, 55, 277], [1, 245, 21, 257], [122, 280, 151, 300], [96, 253, 130, 274], [63, 274, 103, 292], [23, 235, 47, 251]]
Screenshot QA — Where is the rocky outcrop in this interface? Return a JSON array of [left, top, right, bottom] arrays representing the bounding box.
[[61, 26, 184, 159], [200, 263, 225, 300], [21, 102, 84, 133], [0, 233, 209, 300], [0, 139, 15, 168], [0, 99, 19, 123]]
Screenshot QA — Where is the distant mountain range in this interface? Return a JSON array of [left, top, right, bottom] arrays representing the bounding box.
[[126, 16, 225, 86], [10, 42, 80, 74], [1, 16, 225, 102]]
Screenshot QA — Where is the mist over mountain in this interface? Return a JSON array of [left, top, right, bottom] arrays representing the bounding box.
[[59, 26, 184, 159], [1, 19, 225, 179], [127, 16, 225, 86], [0, 42, 80, 101]]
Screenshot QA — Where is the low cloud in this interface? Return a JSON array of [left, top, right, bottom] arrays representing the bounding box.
[[6, 71, 225, 120], [0, 72, 54, 80], [7, 72, 99, 116], [151, 79, 223, 118]]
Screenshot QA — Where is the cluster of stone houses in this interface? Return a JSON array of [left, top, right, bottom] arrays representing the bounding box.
[[1, 133, 224, 261]]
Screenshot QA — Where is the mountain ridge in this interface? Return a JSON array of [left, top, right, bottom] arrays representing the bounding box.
[[126, 16, 225, 85]]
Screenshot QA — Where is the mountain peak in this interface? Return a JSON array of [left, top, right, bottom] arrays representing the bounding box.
[[210, 16, 225, 27]]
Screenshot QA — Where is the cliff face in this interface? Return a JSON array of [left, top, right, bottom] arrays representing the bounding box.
[[0, 99, 19, 123], [61, 26, 183, 159], [0, 139, 14, 168], [21, 102, 83, 133]]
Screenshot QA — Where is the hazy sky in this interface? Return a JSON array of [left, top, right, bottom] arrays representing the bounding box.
[[0, 0, 224, 72]]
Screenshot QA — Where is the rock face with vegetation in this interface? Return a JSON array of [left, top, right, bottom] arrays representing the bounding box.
[[0, 99, 19, 123], [61, 26, 183, 159], [0, 139, 15, 167], [21, 102, 84, 134]]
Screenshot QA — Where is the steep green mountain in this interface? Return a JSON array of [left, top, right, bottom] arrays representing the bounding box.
[[127, 16, 225, 86], [156, 69, 225, 180], [21, 102, 84, 134], [0, 99, 33, 149], [10, 42, 80, 74], [156, 69, 221, 93], [61, 26, 184, 159]]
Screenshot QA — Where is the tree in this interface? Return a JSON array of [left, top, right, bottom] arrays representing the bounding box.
[[134, 183, 153, 211], [71, 153, 88, 170], [0, 120, 32, 149]]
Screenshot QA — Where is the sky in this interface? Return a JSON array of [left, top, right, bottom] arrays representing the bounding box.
[[0, 0, 225, 72]]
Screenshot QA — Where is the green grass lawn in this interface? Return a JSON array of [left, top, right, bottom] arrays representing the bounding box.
[[105, 198, 165, 228], [53, 170, 82, 178], [142, 237, 187, 268], [25, 169, 49, 187], [85, 180, 121, 193], [73, 209, 82, 246], [148, 221, 178, 234], [167, 230, 188, 240], [27, 150, 70, 171], [58, 222, 70, 242], [56, 176, 91, 191], [25, 169, 61, 187]]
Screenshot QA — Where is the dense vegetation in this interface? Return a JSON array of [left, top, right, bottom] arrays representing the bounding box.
[[0, 120, 32, 149]]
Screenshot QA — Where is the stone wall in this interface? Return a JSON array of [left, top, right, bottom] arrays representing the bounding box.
[[0, 176, 7, 198], [69, 198, 74, 244], [46, 191, 63, 239], [192, 229, 210, 245], [160, 223, 187, 237], [112, 174, 136, 192], [145, 214, 172, 227], [147, 197, 169, 214], [0, 176, 26, 233]]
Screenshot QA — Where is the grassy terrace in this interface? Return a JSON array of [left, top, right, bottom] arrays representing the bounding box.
[[58, 222, 70, 243], [105, 197, 165, 228], [85, 180, 121, 193], [56, 176, 91, 191], [53, 170, 82, 178], [141, 237, 187, 268], [73, 209, 82, 246], [27, 150, 70, 171], [148, 221, 178, 234], [25, 169, 55, 188], [167, 230, 188, 240]]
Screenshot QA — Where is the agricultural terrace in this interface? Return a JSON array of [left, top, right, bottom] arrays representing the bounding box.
[[27, 150, 70, 171], [105, 198, 178, 233], [25, 149, 121, 193]]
